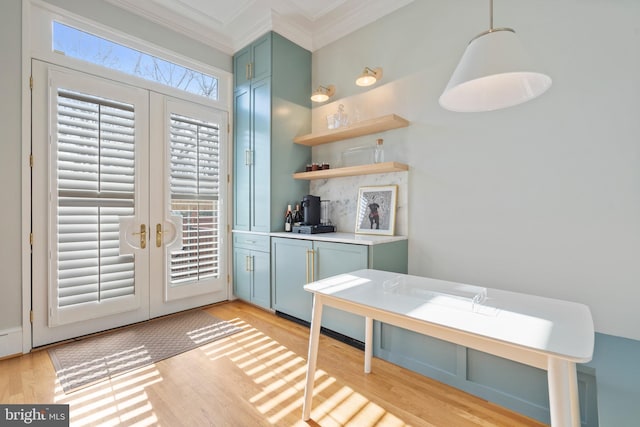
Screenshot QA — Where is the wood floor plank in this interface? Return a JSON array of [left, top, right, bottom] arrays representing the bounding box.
[[0, 301, 546, 426]]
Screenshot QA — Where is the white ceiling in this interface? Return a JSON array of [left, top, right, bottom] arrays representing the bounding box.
[[105, 0, 414, 54]]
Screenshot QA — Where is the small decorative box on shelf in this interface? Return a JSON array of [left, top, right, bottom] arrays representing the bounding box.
[[293, 114, 410, 146], [293, 161, 409, 180]]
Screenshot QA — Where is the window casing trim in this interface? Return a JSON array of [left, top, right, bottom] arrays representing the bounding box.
[[29, 0, 232, 110]]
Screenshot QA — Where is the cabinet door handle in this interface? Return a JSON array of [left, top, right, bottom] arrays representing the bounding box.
[[248, 62, 253, 80], [245, 149, 254, 166], [245, 255, 250, 272], [310, 249, 315, 282], [306, 249, 315, 283], [250, 256, 254, 272]]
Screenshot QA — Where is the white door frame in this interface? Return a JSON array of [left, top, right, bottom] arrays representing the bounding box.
[[30, 63, 231, 347], [21, 1, 234, 352]]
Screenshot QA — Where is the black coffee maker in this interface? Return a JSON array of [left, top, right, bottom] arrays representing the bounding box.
[[301, 195, 321, 225], [293, 195, 335, 234]]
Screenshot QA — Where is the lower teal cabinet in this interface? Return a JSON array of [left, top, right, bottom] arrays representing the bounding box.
[[271, 238, 313, 322], [271, 236, 408, 342], [233, 233, 270, 309], [314, 241, 368, 341]]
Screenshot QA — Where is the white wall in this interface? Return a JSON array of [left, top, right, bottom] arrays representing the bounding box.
[[0, 0, 23, 338], [311, 0, 640, 341]]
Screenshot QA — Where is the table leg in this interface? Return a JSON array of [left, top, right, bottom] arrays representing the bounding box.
[[302, 294, 324, 421], [567, 361, 580, 426], [547, 358, 580, 427], [364, 316, 373, 373]]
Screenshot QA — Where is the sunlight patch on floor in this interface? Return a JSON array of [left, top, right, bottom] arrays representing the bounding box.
[[53, 364, 161, 427], [202, 317, 412, 426]]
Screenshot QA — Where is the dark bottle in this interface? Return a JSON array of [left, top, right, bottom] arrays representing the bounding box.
[[293, 204, 303, 226], [285, 205, 293, 232]]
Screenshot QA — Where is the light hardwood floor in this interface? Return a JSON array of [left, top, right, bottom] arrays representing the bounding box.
[[0, 301, 545, 426]]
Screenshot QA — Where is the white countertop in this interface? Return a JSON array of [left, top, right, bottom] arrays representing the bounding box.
[[269, 231, 407, 245]]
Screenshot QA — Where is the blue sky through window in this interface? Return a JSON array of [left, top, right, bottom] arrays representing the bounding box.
[[53, 22, 218, 100]]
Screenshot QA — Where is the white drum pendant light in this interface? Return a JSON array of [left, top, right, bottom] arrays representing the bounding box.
[[439, 0, 552, 112]]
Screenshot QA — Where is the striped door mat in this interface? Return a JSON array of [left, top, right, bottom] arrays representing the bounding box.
[[48, 310, 242, 393]]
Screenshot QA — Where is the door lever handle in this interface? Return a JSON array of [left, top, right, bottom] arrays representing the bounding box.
[[132, 224, 146, 249], [156, 223, 163, 247]]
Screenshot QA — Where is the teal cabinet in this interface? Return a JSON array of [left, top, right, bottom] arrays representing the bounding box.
[[232, 32, 311, 233], [232, 233, 270, 309], [271, 236, 408, 341], [251, 77, 271, 232], [314, 241, 368, 341], [271, 237, 313, 321], [233, 246, 251, 301], [232, 32, 311, 304], [233, 33, 271, 89], [233, 85, 251, 230]]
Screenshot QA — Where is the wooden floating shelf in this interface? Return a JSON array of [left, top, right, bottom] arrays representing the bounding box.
[[293, 162, 409, 180], [293, 114, 410, 146]]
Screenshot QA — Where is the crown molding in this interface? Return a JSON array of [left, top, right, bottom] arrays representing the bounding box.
[[104, 0, 414, 54], [310, 0, 415, 51], [105, 0, 235, 53]]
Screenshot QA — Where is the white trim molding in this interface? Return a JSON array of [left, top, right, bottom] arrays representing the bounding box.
[[104, 0, 415, 53], [0, 328, 23, 359]]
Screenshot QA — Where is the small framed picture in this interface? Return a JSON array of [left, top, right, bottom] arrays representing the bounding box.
[[355, 185, 397, 236]]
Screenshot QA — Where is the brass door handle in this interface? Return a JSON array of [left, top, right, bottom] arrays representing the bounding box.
[[305, 250, 310, 283], [156, 223, 163, 247], [247, 62, 253, 80], [306, 249, 315, 283], [310, 249, 315, 282], [132, 224, 146, 249], [245, 255, 254, 272]]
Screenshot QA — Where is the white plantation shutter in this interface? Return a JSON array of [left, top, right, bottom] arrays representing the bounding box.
[[169, 114, 220, 284], [55, 89, 136, 307]]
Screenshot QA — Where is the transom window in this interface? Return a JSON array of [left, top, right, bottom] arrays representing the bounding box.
[[53, 22, 219, 100]]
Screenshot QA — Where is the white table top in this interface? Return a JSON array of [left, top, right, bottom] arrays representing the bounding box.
[[304, 269, 594, 362]]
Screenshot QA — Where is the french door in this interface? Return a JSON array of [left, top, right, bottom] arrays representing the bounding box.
[[31, 61, 228, 347]]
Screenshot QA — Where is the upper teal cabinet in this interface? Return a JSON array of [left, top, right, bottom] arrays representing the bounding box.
[[233, 32, 312, 233], [233, 33, 272, 88]]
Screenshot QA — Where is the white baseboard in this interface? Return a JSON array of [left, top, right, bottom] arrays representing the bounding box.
[[0, 327, 23, 358]]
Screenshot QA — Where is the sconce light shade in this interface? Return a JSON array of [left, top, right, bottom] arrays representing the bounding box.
[[355, 67, 383, 87], [439, 29, 552, 112], [310, 85, 335, 103]]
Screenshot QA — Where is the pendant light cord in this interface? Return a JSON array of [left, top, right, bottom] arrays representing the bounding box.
[[470, 0, 514, 42], [489, 0, 493, 30]]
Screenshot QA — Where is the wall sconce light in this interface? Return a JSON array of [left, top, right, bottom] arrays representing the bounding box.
[[439, 0, 552, 112], [355, 67, 383, 87], [310, 85, 335, 103]]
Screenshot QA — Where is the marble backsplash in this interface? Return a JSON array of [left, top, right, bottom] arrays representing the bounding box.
[[309, 172, 408, 236]]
